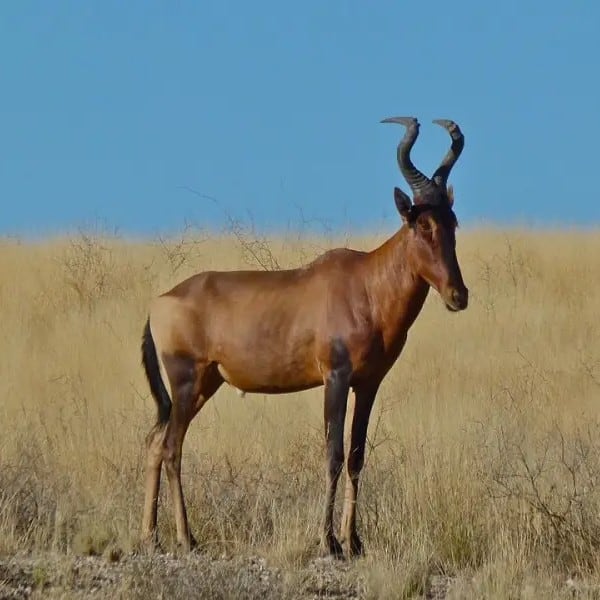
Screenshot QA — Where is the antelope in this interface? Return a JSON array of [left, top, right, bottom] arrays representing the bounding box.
[[140, 116, 468, 559]]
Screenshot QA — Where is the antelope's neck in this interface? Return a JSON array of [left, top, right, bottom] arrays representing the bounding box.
[[363, 228, 430, 348]]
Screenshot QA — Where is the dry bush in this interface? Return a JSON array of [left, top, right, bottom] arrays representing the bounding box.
[[1, 225, 600, 597]]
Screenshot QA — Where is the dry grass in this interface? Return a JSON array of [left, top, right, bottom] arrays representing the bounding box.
[[1, 224, 600, 598]]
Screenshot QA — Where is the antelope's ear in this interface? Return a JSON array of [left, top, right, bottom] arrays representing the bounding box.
[[394, 187, 412, 222], [446, 184, 455, 208]]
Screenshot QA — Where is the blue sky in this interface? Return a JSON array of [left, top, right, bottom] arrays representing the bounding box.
[[1, 1, 599, 237]]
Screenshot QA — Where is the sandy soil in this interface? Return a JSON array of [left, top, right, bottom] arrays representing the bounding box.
[[0, 551, 453, 599]]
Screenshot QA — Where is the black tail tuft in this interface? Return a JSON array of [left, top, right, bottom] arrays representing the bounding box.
[[141, 318, 171, 425]]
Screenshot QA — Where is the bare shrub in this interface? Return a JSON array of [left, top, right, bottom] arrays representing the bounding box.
[[478, 409, 600, 567], [225, 214, 282, 271], [60, 232, 118, 312], [156, 220, 208, 276]]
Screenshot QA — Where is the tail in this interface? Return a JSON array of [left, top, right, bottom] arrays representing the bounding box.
[[141, 318, 171, 425]]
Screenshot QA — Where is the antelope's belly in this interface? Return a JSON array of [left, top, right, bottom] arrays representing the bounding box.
[[216, 358, 322, 395]]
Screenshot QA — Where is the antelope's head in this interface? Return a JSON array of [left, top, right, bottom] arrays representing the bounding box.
[[382, 116, 468, 312]]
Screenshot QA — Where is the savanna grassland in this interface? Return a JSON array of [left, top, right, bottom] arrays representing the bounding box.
[[1, 224, 600, 599]]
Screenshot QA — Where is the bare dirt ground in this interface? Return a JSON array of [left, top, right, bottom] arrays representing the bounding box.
[[0, 551, 454, 600]]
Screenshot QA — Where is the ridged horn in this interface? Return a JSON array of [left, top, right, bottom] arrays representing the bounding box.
[[381, 116, 436, 198], [431, 119, 464, 188]]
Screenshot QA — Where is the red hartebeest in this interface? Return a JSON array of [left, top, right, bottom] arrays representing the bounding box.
[[140, 116, 468, 559]]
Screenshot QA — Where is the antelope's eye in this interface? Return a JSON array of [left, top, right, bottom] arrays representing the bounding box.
[[418, 218, 432, 233]]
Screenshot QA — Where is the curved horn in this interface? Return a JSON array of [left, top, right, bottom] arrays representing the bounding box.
[[381, 116, 436, 198], [431, 119, 464, 188]]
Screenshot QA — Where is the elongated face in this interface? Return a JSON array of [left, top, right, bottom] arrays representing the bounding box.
[[408, 204, 468, 311], [394, 185, 468, 311]]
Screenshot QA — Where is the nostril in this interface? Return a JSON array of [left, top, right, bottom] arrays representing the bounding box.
[[452, 288, 468, 308]]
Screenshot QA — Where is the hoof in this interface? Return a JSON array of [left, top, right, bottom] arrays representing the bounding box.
[[321, 534, 345, 560], [189, 532, 199, 550], [341, 533, 364, 559], [176, 532, 198, 554], [139, 534, 163, 556]]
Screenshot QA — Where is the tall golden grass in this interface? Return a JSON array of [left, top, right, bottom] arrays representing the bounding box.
[[1, 225, 600, 597]]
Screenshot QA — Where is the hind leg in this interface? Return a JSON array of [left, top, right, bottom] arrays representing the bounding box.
[[141, 423, 167, 548], [162, 357, 223, 550]]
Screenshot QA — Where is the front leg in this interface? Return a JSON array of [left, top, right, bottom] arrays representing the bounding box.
[[321, 362, 351, 559], [340, 382, 378, 557]]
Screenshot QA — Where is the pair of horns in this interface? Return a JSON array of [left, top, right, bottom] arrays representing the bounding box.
[[381, 117, 464, 201]]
